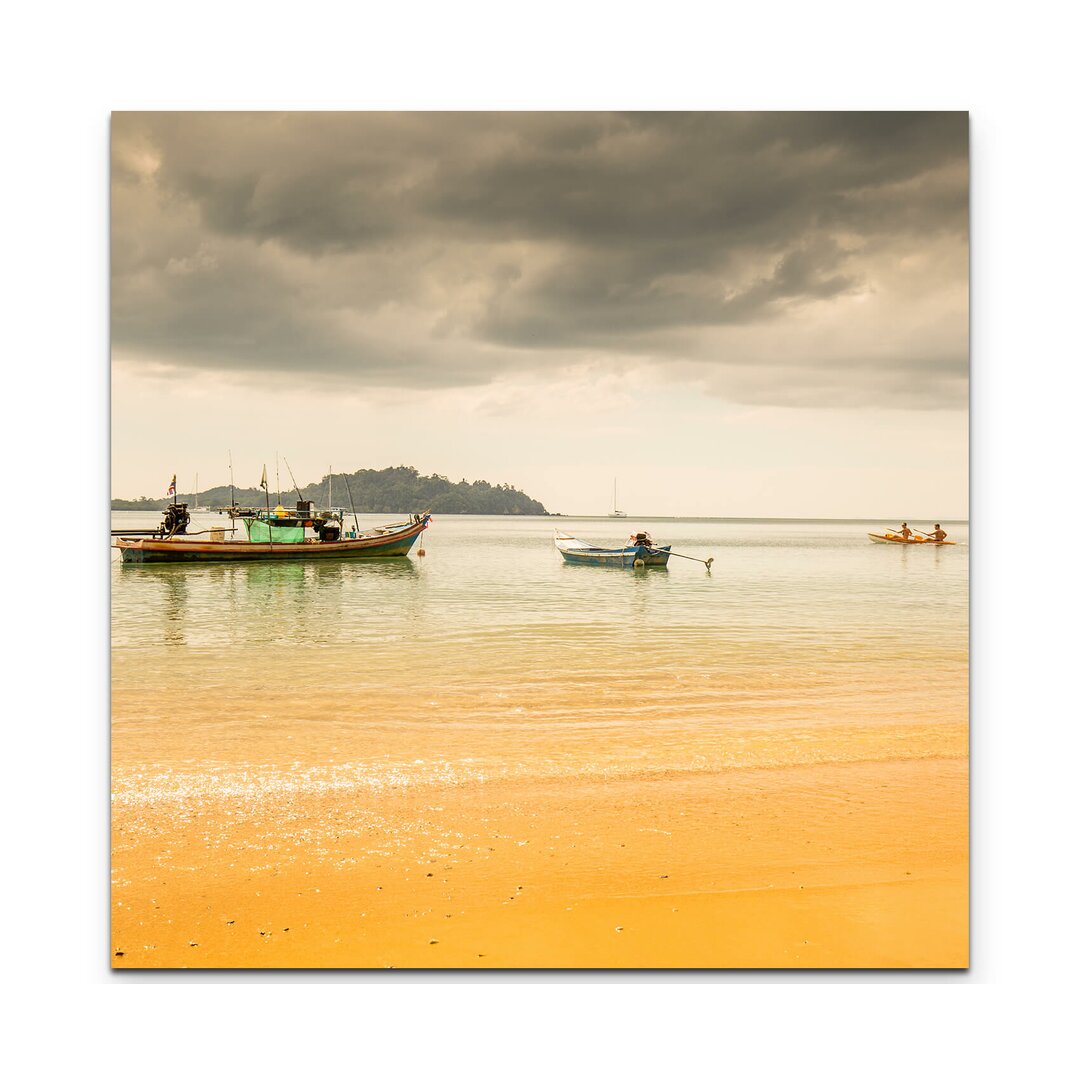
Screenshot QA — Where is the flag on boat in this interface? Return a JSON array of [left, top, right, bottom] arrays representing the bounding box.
[[260, 465, 268, 490], [167, 475, 176, 496]]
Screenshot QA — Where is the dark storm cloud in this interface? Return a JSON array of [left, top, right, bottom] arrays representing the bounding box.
[[478, 235, 861, 347], [427, 112, 965, 246], [112, 111, 968, 406]]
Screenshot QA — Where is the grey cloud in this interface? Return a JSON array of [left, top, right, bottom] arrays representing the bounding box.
[[111, 111, 968, 408], [703, 357, 969, 411], [479, 236, 862, 348]]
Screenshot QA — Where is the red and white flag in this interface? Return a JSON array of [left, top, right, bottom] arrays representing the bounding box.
[[167, 475, 176, 496]]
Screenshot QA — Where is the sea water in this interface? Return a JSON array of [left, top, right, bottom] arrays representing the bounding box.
[[111, 514, 968, 803]]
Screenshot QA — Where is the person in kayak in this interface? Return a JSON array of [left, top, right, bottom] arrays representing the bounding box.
[[896, 523, 914, 540], [925, 524, 948, 542]]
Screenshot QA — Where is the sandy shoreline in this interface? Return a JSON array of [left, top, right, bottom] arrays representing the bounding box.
[[111, 756, 967, 969]]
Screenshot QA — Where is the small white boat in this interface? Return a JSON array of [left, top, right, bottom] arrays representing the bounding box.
[[608, 478, 627, 518], [554, 530, 671, 567]]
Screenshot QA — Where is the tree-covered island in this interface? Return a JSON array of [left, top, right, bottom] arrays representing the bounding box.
[[112, 465, 550, 515]]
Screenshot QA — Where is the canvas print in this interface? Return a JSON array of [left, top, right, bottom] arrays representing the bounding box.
[[111, 112, 968, 969]]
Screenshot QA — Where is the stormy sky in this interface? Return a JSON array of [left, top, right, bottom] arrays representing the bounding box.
[[111, 112, 968, 516]]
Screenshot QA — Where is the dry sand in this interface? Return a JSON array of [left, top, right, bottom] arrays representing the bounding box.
[[111, 756, 967, 969]]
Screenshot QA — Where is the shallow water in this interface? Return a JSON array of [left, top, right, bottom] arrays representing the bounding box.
[[112, 513, 968, 797]]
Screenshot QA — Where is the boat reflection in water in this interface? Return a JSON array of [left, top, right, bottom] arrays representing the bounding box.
[[116, 546, 424, 648]]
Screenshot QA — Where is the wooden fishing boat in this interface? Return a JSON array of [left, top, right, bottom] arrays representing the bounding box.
[[115, 508, 431, 563], [868, 532, 956, 545], [554, 530, 671, 567]]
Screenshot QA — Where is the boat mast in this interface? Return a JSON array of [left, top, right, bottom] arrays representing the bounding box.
[[228, 450, 235, 509], [195, 473, 199, 510], [260, 464, 273, 549], [283, 457, 305, 504], [328, 467, 332, 511], [342, 472, 361, 535]]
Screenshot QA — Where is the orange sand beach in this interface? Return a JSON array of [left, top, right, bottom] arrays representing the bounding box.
[[112, 740, 967, 969]]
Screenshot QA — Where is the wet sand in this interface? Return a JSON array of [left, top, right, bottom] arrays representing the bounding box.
[[111, 756, 967, 969]]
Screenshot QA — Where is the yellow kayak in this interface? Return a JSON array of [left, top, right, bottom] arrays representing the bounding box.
[[868, 532, 955, 545]]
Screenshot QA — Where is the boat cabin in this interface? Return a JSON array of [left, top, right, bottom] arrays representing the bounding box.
[[227, 500, 348, 544]]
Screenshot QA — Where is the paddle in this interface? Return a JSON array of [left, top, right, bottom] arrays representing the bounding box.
[[887, 526, 922, 540], [912, 527, 949, 543]]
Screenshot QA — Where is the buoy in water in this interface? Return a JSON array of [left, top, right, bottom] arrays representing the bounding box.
[[417, 547, 426, 557], [633, 558, 645, 568]]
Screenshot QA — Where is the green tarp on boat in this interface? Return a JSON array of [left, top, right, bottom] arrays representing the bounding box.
[[244, 519, 305, 543]]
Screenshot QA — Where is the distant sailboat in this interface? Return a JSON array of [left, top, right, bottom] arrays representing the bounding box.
[[608, 479, 627, 518]]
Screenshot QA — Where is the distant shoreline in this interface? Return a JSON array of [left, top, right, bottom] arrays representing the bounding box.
[[111, 508, 968, 525]]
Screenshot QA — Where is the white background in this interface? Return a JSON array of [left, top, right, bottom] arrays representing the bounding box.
[[3, 0, 1077, 1074]]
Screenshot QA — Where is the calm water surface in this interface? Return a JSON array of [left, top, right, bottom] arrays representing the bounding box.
[[112, 514, 968, 797]]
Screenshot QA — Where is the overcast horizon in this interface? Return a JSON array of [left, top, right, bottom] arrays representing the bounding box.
[[111, 111, 968, 518]]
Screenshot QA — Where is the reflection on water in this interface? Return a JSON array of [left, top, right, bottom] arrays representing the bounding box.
[[112, 513, 968, 781], [159, 569, 189, 646], [117, 540, 422, 647], [559, 561, 670, 576]]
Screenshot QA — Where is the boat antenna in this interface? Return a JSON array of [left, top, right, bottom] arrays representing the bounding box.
[[276, 452, 281, 505], [195, 472, 199, 510], [341, 471, 361, 535], [328, 466, 332, 512], [228, 450, 235, 509], [283, 457, 306, 504]]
